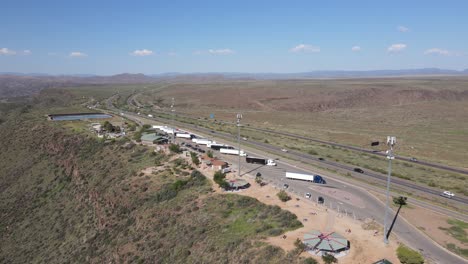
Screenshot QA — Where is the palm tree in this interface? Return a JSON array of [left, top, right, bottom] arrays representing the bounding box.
[[386, 196, 407, 240]]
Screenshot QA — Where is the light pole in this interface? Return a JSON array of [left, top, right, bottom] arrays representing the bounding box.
[[171, 98, 175, 144], [384, 136, 396, 244], [237, 113, 242, 177]]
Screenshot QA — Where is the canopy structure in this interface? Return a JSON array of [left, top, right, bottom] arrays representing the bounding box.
[[228, 179, 249, 189], [303, 230, 349, 254]]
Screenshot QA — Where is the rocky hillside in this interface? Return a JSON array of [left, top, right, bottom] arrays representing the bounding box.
[[0, 100, 306, 263]]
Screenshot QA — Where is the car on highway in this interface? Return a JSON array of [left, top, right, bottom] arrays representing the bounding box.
[[281, 148, 288, 152], [318, 157, 325, 161], [441, 191, 455, 198], [305, 193, 311, 199], [410, 157, 418, 162], [354, 168, 364, 173]]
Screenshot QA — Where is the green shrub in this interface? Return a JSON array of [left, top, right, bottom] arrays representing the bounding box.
[[294, 238, 306, 253], [169, 144, 181, 153], [303, 257, 318, 264], [213, 170, 229, 189], [322, 253, 337, 264], [207, 150, 214, 158], [397, 245, 424, 264], [190, 152, 200, 166], [277, 190, 291, 202]]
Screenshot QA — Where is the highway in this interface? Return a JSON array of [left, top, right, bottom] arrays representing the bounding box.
[[104, 95, 468, 264]]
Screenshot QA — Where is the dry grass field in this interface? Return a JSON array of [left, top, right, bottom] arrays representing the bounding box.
[[131, 78, 468, 196], [138, 78, 468, 169]]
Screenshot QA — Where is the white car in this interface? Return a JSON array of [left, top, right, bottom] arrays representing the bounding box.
[[441, 191, 455, 198], [281, 148, 288, 152], [305, 193, 312, 199]]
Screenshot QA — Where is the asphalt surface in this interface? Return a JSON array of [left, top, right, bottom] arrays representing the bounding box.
[[105, 95, 468, 264]]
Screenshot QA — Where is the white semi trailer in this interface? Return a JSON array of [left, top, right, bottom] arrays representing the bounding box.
[[195, 139, 213, 145], [176, 133, 192, 139], [285, 172, 325, 184], [220, 148, 247, 156]]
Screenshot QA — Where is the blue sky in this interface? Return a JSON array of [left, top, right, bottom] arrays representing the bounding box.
[[1, 0, 467, 74]]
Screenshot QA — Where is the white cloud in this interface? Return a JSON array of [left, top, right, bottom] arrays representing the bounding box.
[[398, 26, 410, 32], [424, 48, 450, 56], [23, 50, 31, 55], [208, 48, 234, 54], [388, 43, 407, 52], [131, 49, 154, 56], [351, 46, 361, 52], [69, 51, 87, 57], [289, 44, 320, 53], [0, 48, 16, 55]]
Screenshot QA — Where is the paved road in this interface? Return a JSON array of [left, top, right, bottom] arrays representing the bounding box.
[[104, 96, 468, 264]]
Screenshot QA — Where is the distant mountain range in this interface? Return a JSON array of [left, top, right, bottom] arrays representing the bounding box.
[[1, 68, 468, 98], [2, 68, 468, 80]]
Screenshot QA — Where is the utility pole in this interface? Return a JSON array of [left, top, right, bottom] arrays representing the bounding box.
[[171, 98, 175, 144], [384, 136, 396, 244], [237, 113, 242, 177]]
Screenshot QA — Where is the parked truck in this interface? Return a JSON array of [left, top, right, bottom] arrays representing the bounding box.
[[208, 143, 234, 150], [220, 148, 247, 156], [285, 172, 325, 184], [195, 139, 213, 145], [245, 156, 277, 166], [176, 133, 193, 139]]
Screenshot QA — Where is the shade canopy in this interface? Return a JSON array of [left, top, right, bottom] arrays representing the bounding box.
[[303, 230, 349, 252]]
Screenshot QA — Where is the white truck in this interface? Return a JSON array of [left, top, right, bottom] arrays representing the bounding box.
[[220, 148, 247, 156], [285, 172, 325, 184], [195, 139, 213, 145], [245, 156, 277, 166], [176, 133, 192, 139], [148, 114, 153, 118]]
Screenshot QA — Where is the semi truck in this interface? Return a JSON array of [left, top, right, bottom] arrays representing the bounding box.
[[195, 139, 213, 145], [220, 148, 247, 156], [245, 156, 277, 166], [285, 172, 325, 184], [176, 133, 193, 139], [207, 143, 234, 150]]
